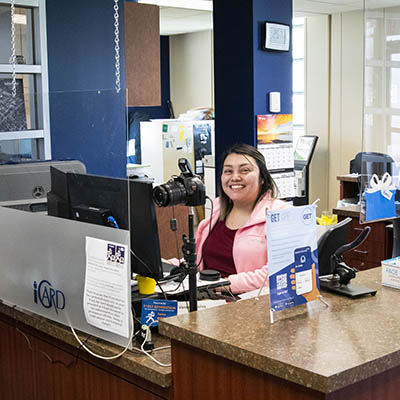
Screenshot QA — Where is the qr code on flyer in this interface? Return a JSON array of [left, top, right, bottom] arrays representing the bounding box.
[[276, 273, 287, 290]]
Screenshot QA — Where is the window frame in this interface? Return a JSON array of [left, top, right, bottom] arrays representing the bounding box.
[[292, 17, 305, 142], [0, 0, 51, 160], [364, 7, 400, 153]]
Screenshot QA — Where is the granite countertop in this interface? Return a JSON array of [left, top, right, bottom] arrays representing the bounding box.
[[159, 267, 400, 393], [337, 174, 360, 182], [333, 204, 360, 218], [0, 301, 172, 388]]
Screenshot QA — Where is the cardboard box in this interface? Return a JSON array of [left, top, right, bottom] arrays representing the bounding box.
[[382, 256, 400, 289]]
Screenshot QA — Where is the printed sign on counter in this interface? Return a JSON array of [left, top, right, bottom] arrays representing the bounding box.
[[141, 299, 178, 327], [84, 237, 130, 338], [266, 205, 320, 313]]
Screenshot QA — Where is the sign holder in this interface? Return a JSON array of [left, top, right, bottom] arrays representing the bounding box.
[[266, 205, 328, 324]]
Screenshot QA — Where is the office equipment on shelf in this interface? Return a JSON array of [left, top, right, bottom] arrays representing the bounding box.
[[48, 170, 164, 280], [318, 217, 377, 298], [334, 174, 394, 269], [392, 219, 400, 257], [0, 160, 86, 212], [139, 120, 214, 184], [293, 135, 318, 206], [350, 152, 394, 175]]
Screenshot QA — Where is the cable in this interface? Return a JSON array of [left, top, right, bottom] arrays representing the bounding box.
[[171, 206, 181, 259], [152, 345, 171, 352], [139, 320, 171, 367], [107, 215, 120, 229], [15, 320, 92, 368], [68, 310, 136, 360], [195, 196, 215, 269]]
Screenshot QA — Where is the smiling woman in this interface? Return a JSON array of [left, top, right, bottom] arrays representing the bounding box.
[[195, 143, 290, 294]]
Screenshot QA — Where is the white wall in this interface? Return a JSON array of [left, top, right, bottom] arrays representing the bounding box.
[[329, 11, 364, 209], [169, 30, 214, 117], [306, 11, 364, 213], [305, 15, 331, 212]]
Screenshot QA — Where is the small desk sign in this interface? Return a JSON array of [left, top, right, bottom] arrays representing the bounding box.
[[382, 257, 400, 289], [141, 299, 178, 327]]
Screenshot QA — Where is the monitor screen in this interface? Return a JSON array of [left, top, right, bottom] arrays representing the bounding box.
[[294, 136, 318, 165], [48, 170, 163, 280]]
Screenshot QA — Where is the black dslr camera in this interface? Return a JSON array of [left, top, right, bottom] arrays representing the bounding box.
[[152, 158, 206, 207]]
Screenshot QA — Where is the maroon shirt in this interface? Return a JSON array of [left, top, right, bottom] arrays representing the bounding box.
[[202, 220, 237, 277]]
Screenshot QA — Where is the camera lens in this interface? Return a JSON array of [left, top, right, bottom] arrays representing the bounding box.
[[152, 180, 187, 207], [152, 185, 170, 207]]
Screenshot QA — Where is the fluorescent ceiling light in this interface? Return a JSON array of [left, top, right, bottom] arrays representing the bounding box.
[[137, 0, 212, 11]]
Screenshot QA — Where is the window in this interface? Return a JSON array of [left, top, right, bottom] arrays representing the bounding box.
[[0, 0, 50, 163], [364, 6, 400, 155], [292, 17, 305, 145]]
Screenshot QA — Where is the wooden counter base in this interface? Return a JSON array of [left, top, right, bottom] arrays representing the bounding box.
[[0, 311, 172, 400], [172, 339, 400, 400]]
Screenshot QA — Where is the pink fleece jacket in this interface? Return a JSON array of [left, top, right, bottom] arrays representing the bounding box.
[[196, 193, 289, 294]]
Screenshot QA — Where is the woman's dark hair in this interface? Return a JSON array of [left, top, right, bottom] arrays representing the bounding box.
[[219, 143, 277, 220]]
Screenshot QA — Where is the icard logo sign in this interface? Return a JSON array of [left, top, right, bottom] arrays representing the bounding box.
[[33, 280, 65, 314]]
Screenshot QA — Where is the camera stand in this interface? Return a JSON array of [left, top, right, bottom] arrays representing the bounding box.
[[181, 207, 198, 312]]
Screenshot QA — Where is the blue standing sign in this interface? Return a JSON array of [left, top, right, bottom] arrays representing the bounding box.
[[266, 205, 320, 313], [141, 299, 178, 327]]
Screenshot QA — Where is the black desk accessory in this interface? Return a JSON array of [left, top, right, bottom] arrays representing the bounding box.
[[318, 218, 377, 298], [199, 269, 221, 281]]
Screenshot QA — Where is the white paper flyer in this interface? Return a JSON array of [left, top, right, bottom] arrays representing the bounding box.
[[84, 237, 130, 338]]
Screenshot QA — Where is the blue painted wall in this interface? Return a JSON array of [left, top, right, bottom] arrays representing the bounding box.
[[253, 0, 292, 117], [46, 0, 127, 177], [214, 0, 293, 170], [213, 1, 254, 151]]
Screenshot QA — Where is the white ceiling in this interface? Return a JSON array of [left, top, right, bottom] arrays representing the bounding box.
[[160, 7, 212, 35], [158, 0, 400, 35]]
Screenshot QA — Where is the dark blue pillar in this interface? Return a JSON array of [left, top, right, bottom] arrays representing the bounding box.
[[213, 0, 292, 170]]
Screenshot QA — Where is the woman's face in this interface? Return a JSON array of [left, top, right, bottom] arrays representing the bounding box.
[[221, 153, 261, 207]]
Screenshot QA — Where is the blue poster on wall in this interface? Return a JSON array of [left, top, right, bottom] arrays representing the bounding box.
[[266, 205, 320, 313]]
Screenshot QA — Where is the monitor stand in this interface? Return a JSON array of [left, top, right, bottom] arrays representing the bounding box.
[[320, 278, 377, 299]]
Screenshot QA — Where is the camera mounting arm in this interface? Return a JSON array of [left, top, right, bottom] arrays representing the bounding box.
[[178, 158, 194, 178]]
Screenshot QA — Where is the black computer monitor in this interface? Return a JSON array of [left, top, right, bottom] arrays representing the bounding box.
[[317, 217, 352, 276], [68, 172, 129, 229], [47, 167, 71, 219], [47, 170, 163, 280], [127, 179, 164, 280]]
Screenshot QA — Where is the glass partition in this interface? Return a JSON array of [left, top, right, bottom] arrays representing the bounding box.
[[364, 2, 400, 157], [360, 2, 400, 225], [0, 88, 134, 347]]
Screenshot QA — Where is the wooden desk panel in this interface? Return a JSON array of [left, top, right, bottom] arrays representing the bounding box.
[[0, 311, 172, 400], [172, 340, 400, 400]]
